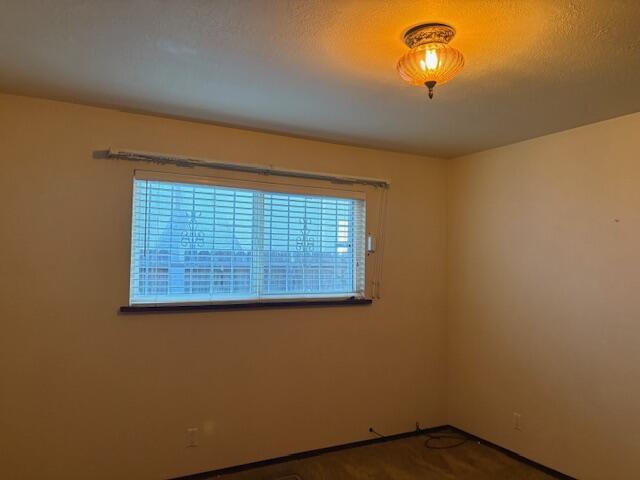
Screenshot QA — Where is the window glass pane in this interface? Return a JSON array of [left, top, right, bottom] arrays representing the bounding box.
[[262, 193, 355, 296], [130, 178, 365, 305]]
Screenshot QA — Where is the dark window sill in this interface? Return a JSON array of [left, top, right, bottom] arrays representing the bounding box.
[[120, 297, 372, 314]]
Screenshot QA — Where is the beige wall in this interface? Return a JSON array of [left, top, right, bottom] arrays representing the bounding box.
[[447, 112, 640, 479], [4, 91, 639, 480], [0, 94, 447, 480]]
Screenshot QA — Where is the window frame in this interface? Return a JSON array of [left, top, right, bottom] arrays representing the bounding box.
[[125, 170, 369, 310]]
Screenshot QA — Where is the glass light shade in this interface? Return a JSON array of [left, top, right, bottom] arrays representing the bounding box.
[[397, 43, 465, 87]]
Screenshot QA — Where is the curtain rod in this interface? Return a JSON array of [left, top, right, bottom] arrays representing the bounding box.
[[106, 148, 390, 188]]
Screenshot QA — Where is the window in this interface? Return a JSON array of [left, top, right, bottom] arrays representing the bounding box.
[[129, 176, 366, 305]]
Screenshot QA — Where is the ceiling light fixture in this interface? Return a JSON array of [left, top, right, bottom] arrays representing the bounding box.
[[397, 23, 464, 99]]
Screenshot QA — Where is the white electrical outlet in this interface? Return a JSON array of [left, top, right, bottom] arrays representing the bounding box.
[[186, 427, 199, 447], [513, 413, 522, 431]]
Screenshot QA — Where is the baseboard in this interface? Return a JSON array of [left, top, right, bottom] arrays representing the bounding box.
[[170, 425, 448, 479], [446, 426, 577, 480], [170, 423, 576, 480]]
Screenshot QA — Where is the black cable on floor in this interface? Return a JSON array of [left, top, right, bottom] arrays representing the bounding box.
[[369, 426, 467, 449], [413, 423, 468, 449], [423, 433, 468, 449]]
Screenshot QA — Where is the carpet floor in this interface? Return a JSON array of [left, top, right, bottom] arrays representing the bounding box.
[[209, 430, 558, 480]]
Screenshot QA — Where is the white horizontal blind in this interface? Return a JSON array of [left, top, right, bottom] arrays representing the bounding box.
[[130, 178, 366, 305]]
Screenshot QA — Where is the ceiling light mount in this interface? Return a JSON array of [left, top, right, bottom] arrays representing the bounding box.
[[397, 22, 464, 99], [402, 23, 456, 48]]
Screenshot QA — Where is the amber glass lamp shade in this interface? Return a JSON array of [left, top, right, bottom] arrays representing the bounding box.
[[397, 23, 464, 99]]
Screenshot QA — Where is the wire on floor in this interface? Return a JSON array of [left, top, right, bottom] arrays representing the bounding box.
[[423, 433, 468, 449], [369, 426, 467, 449], [415, 423, 468, 449]]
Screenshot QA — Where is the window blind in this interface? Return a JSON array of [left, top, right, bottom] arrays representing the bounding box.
[[130, 177, 366, 305]]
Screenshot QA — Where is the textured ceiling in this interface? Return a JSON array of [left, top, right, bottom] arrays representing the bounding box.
[[1, 0, 639, 157]]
